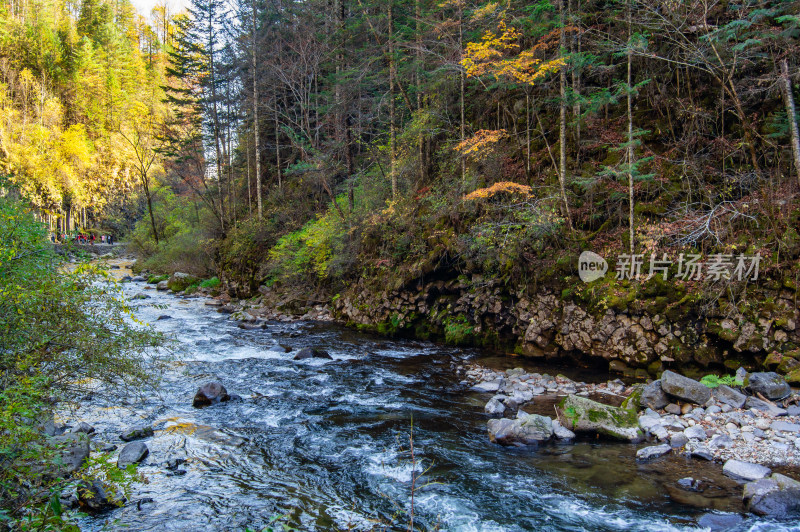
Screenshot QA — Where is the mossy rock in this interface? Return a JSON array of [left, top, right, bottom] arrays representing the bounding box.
[[557, 395, 642, 441], [167, 273, 200, 292], [785, 367, 800, 384]]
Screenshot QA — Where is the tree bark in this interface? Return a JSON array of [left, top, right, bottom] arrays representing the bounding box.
[[780, 59, 800, 188], [252, 0, 262, 218], [627, 0, 634, 254], [558, 0, 573, 231], [388, 1, 397, 197]]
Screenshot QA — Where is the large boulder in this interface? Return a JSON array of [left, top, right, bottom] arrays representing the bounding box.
[[193, 381, 231, 407], [120, 425, 153, 442], [167, 272, 200, 292], [746, 372, 791, 400], [293, 348, 332, 360], [76, 479, 115, 513], [557, 395, 642, 441], [640, 380, 669, 410], [487, 413, 554, 446], [713, 385, 746, 408], [722, 459, 771, 482], [660, 370, 711, 405], [117, 441, 149, 468], [743, 473, 800, 517]]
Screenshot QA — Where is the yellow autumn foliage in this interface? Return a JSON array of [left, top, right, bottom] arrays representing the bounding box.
[[464, 181, 533, 201]]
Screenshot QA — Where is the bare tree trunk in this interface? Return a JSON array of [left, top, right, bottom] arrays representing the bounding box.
[[208, 11, 225, 233], [388, 1, 397, 197], [526, 90, 531, 176], [274, 102, 282, 190], [627, 0, 634, 254], [780, 59, 800, 187], [416, 0, 425, 184], [459, 4, 466, 189], [558, 0, 573, 231], [252, 0, 262, 218]]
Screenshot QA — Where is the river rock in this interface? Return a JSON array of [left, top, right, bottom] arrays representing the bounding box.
[[52, 433, 90, 473], [636, 444, 671, 462], [664, 403, 682, 415], [118, 441, 148, 468], [745, 396, 787, 417], [484, 398, 505, 416], [743, 473, 800, 517], [640, 380, 669, 410], [156, 280, 169, 291], [552, 420, 575, 442], [660, 370, 711, 405], [167, 272, 200, 292], [722, 459, 771, 482], [713, 385, 746, 408], [683, 426, 707, 440], [193, 381, 231, 407], [71, 421, 95, 434], [670, 433, 689, 448], [131, 293, 151, 300], [696, 513, 744, 531], [746, 372, 791, 400], [131, 275, 146, 282], [771, 420, 800, 433], [293, 348, 332, 360], [707, 434, 733, 449], [557, 395, 642, 441], [488, 414, 554, 446], [471, 380, 502, 393], [120, 425, 154, 442], [76, 479, 115, 513]]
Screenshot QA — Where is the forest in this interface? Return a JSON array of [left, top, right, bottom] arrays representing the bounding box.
[[0, 0, 798, 360], [2, 0, 800, 528]]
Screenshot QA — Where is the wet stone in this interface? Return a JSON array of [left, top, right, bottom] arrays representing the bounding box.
[[722, 459, 771, 482], [118, 441, 149, 468]]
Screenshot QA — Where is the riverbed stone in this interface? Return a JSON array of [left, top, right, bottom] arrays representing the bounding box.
[[471, 380, 502, 393], [664, 403, 681, 415], [484, 398, 505, 416], [771, 420, 800, 433], [636, 444, 671, 461], [156, 280, 168, 291], [76, 479, 115, 513], [696, 513, 744, 531], [660, 370, 711, 405], [192, 381, 231, 407], [552, 420, 575, 442], [557, 395, 642, 441], [746, 372, 791, 400], [722, 459, 771, 482], [117, 441, 148, 468], [640, 380, 669, 410], [293, 348, 332, 361], [487, 414, 554, 446], [71, 421, 95, 434], [120, 425, 154, 441], [713, 385, 746, 409], [745, 396, 787, 417], [683, 426, 707, 440], [743, 474, 800, 517]]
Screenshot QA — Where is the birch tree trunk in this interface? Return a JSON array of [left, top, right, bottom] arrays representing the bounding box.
[[252, 0, 262, 218], [780, 59, 800, 187], [558, 0, 573, 231]]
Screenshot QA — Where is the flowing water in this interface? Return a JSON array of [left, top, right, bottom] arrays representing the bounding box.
[[68, 275, 800, 531]]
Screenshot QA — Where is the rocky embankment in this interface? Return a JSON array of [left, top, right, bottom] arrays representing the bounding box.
[[465, 362, 800, 518], [330, 277, 800, 382]]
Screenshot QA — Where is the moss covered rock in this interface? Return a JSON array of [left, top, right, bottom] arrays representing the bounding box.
[[557, 395, 642, 441]]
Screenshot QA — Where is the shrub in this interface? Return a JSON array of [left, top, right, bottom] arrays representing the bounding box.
[[0, 194, 164, 527]]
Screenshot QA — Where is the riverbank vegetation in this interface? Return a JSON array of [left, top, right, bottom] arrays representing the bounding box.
[[0, 190, 164, 527]]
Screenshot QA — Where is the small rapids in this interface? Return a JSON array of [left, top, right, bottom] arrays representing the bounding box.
[[66, 278, 800, 531]]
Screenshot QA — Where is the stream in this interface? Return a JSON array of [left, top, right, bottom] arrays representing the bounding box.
[[68, 272, 800, 531]]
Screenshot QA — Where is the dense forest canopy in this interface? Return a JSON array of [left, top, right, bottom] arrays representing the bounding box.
[[0, 0, 799, 287]]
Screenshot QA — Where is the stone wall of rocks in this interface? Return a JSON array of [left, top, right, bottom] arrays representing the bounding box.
[[332, 275, 800, 378]]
